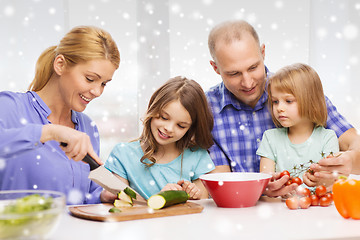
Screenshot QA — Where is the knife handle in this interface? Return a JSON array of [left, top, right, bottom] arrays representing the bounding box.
[[60, 142, 100, 171]]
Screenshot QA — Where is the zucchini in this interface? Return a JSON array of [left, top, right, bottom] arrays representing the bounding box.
[[108, 207, 121, 213], [118, 190, 133, 204], [124, 187, 136, 199], [147, 190, 189, 210], [114, 199, 133, 208]]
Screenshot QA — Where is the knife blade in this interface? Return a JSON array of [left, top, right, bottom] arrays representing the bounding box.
[[60, 142, 145, 201]]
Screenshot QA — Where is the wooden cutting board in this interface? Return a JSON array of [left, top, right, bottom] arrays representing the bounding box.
[[68, 201, 203, 222]]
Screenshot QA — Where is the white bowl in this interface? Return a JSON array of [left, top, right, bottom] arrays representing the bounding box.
[[0, 190, 65, 239]]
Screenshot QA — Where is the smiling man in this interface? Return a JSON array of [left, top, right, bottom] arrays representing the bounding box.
[[205, 20, 360, 197]]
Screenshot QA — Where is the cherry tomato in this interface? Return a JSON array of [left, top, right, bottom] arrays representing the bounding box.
[[285, 179, 293, 186], [299, 197, 311, 209], [280, 170, 290, 178], [315, 185, 327, 198], [325, 192, 333, 202], [319, 196, 332, 207], [286, 197, 299, 210], [292, 177, 303, 185], [297, 187, 311, 197], [310, 194, 319, 206]]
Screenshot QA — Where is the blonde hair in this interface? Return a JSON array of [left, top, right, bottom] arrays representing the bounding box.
[[139, 76, 214, 167], [268, 63, 327, 127], [28, 26, 120, 91], [208, 20, 260, 60]]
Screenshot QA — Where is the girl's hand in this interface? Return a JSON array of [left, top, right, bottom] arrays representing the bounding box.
[[100, 189, 118, 203], [263, 172, 298, 198], [303, 169, 336, 191], [178, 180, 201, 200], [302, 171, 317, 188], [161, 183, 183, 192]]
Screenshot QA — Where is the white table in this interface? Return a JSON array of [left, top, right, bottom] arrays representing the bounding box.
[[50, 197, 360, 240]]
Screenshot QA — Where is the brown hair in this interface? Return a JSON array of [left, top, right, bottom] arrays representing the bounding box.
[[208, 20, 260, 60], [268, 63, 327, 127], [28, 26, 120, 91], [139, 76, 214, 167]]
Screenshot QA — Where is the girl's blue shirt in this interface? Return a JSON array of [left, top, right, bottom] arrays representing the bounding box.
[[105, 140, 215, 199]]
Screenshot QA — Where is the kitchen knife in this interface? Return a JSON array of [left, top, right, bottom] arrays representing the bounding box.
[[60, 142, 145, 201]]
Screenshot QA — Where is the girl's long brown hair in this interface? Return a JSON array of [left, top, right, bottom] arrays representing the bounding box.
[[139, 76, 214, 167]]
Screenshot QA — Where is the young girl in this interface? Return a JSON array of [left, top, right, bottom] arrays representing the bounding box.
[[257, 63, 339, 190], [105, 76, 215, 199]]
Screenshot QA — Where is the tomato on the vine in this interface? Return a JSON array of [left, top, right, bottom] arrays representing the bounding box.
[[315, 185, 327, 198], [292, 177, 303, 185], [286, 197, 299, 210], [299, 197, 311, 209], [310, 194, 319, 206], [319, 196, 332, 207], [285, 179, 293, 186], [297, 187, 311, 197], [280, 170, 290, 178], [325, 192, 333, 201]]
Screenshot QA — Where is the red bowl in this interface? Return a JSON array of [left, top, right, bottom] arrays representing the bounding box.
[[200, 172, 271, 208]]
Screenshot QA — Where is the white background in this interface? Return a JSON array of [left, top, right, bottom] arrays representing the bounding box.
[[1, 0, 359, 159]]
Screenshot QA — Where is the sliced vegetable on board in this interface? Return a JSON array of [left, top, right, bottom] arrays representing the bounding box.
[[124, 187, 137, 199], [114, 199, 133, 208], [333, 176, 360, 220], [118, 190, 133, 204], [147, 190, 189, 210]]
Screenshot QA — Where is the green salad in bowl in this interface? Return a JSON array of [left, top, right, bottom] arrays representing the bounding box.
[[0, 190, 65, 239]]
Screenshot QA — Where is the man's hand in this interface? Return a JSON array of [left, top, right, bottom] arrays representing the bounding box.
[[310, 152, 351, 179]]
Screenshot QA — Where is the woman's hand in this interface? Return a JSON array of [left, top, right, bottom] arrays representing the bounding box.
[[41, 124, 102, 165], [263, 172, 298, 198], [178, 180, 201, 200], [100, 189, 118, 203]]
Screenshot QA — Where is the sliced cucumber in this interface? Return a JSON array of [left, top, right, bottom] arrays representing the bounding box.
[[114, 199, 133, 208], [118, 190, 133, 204], [124, 187, 137, 199], [147, 190, 189, 210], [108, 207, 121, 213]]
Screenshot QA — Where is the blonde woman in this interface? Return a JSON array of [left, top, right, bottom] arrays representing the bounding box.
[[257, 63, 339, 192], [0, 26, 120, 204]]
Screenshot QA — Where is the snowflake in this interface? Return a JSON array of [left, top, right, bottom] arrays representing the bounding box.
[[20, 118, 28, 125], [4, 5, 15, 16], [170, 4, 181, 14], [0, 159, 6, 171], [54, 24, 62, 32], [317, 28, 328, 39], [123, 12, 130, 20], [275, 0, 284, 9], [67, 189, 84, 204], [343, 24, 358, 40], [49, 7, 56, 15]]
